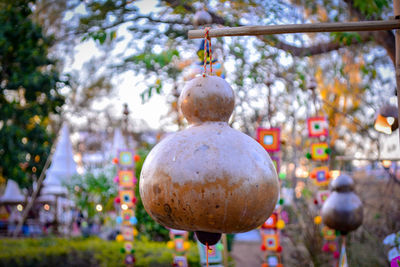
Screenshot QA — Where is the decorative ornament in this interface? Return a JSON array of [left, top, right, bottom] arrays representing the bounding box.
[[124, 254, 136, 265], [276, 219, 285, 230], [322, 226, 337, 241], [197, 240, 223, 265], [118, 170, 135, 187], [279, 172, 286, 180], [307, 117, 328, 137], [121, 226, 134, 241], [314, 215, 322, 225], [134, 154, 141, 162], [118, 150, 135, 168], [391, 256, 400, 267], [267, 255, 279, 266], [310, 167, 331, 186], [262, 233, 280, 251], [173, 256, 189, 267], [316, 190, 330, 205], [183, 241, 191, 250], [140, 75, 279, 244], [260, 244, 267, 251], [124, 242, 133, 252], [257, 128, 281, 152], [310, 143, 329, 161], [167, 240, 175, 249], [133, 228, 138, 236], [262, 213, 277, 229], [270, 156, 280, 172], [121, 209, 134, 222], [116, 234, 124, 242], [333, 251, 340, 259], [112, 157, 119, 164], [120, 190, 135, 207], [129, 216, 138, 225]]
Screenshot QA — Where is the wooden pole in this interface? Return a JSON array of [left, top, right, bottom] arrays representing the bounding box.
[[188, 20, 400, 39], [336, 156, 400, 161], [394, 0, 400, 146], [13, 134, 57, 237]]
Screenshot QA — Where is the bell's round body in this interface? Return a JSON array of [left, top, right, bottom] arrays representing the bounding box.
[[321, 174, 363, 234], [140, 75, 279, 233]]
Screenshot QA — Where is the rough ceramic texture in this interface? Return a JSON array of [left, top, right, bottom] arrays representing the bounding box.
[[179, 76, 235, 124], [321, 174, 363, 234], [140, 75, 279, 233]]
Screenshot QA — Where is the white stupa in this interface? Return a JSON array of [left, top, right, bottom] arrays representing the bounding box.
[[0, 180, 25, 204], [41, 123, 77, 196]]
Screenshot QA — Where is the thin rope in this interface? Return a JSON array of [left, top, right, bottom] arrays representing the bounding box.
[[206, 243, 209, 267], [202, 27, 213, 77]]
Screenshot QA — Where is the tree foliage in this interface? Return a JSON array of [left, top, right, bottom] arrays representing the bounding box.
[[66, 169, 117, 220], [69, 0, 396, 154], [0, 0, 65, 188]]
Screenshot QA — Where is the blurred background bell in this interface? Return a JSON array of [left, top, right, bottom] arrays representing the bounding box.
[[374, 104, 399, 135], [321, 174, 363, 235], [193, 9, 212, 27]]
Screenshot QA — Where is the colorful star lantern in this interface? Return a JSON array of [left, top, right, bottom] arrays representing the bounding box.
[[310, 167, 331, 186], [168, 229, 190, 267], [309, 143, 330, 161], [307, 117, 328, 137], [257, 128, 281, 152]]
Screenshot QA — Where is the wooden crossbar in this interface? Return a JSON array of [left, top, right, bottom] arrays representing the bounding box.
[[188, 20, 400, 39]]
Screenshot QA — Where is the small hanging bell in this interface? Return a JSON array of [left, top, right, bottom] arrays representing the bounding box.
[[321, 174, 363, 235]]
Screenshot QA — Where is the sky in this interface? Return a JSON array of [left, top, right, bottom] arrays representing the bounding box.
[[63, 0, 169, 130]]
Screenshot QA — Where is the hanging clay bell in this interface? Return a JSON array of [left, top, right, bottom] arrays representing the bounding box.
[[139, 75, 279, 244], [193, 10, 212, 27], [321, 174, 363, 235]]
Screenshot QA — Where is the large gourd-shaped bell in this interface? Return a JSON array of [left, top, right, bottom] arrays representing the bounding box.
[[140, 76, 279, 242], [321, 174, 363, 234]]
